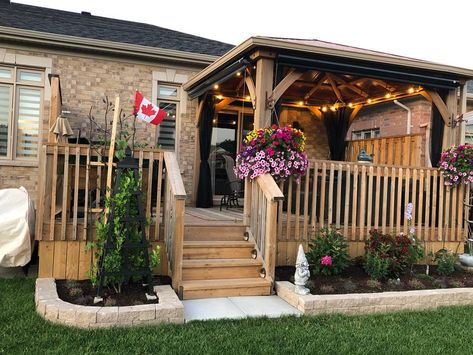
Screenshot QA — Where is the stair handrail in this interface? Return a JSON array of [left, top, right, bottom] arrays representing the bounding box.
[[244, 174, 284, 284], [163, 151, 186, 291]]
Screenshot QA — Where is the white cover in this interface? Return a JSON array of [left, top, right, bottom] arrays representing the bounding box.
[[0, 187, 35, 267]]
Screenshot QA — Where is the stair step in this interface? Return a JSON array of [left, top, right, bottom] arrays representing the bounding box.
[[181, 278, 272, 299], [184, 225, 247, 241], [182, 258, 263, 280], [183, 241, 254, 259]]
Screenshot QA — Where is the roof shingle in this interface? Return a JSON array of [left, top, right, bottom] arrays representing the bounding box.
[[0, 2, 234, 57]]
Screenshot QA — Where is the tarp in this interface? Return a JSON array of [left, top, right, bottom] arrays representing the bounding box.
[[0, 187, 35, 267]]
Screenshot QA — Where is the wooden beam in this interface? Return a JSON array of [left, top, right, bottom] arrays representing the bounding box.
[[348, 105, 363, 126], [244, 71, 257, 110], [215, 97, 236, 112], [105, 97, 120, 204], [425, 90, 450, 126], [307, 106, 322, 120], [371, 79, 396, 92], [48, 76, 61, 143], [326, 73, 344, 102], [253, 56, 274, 128], [458, 84, 467, 145], [330, 73, 369, 97], [304, 73, 326, 100], [268, 68, 305, 108]]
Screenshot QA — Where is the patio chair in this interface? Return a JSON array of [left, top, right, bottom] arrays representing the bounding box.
[[220, 155, 243, 210]]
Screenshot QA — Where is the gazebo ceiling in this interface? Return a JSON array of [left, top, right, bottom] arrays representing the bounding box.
[[214, 67, 421, 110]]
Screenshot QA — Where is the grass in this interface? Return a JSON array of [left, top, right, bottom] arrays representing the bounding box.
[[1, 278, 473, 354]]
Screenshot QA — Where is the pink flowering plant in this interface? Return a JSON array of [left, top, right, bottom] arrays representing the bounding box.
[[306, 227, 350, 276], [439, 144, 473, 186], [234, 125, 308, 182]]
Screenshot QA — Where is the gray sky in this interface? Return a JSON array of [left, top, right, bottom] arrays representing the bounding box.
[[16, 0, 473, 69]]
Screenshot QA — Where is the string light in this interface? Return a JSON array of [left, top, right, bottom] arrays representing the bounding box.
[[385, 93, 392, 99], [367, 98, 372, 103], [321, 106, 328, 112], [215, 95, 223, 100], [245, 95, 251, 101], [408, 87, 415, 94], [236, 72, 241, 77], [330, 105, 336, 112], [348, 102, 353, 108], [298, 101, 304, 106], [213, 84, 219, 89]]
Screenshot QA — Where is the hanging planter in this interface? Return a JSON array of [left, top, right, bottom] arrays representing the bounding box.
[[234, 125, 308, 182], [439, 144, 473, 186]]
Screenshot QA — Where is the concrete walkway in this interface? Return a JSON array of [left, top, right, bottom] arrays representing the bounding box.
[[183, 295, 301, 322]]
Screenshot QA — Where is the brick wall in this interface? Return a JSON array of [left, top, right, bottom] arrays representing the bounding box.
[[0, 47, 203, 203], [279, 107, 330, 160], [348, 97, 432, 139]]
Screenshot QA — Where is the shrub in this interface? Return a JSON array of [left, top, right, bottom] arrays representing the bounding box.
[[432, 279, 448, 289], [435, 249, 457, 276], [366, 279, 382, 291], [363, 229, 423, 278], [407, 279, 425, 290], [386, 278, 403, 290], [364, 252, 390, 280], [104, 297, 117, 307], [306, 227, 350, 276], [319, 284, 335, 294]]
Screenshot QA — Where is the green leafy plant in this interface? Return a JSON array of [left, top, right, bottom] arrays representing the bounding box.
[[449, 280, 465, 288], [435, 248, 457, 276], [364, 252, 390, 280], [306, 227, 350, 276], [87, 169, 160, 293]]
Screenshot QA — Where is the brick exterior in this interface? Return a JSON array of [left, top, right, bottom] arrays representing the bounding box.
[[0, 47, 202, 204], [348, 97, 432, 139], [279, 107, 330, 160]]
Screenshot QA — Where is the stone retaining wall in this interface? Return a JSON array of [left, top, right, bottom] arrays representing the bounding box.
[[276, 281, 473, 315], [35, 278, 184, 328]]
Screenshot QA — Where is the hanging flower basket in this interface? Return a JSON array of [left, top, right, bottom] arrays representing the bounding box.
[[439, 144, 473, 186], [234, 125, 309, 182]]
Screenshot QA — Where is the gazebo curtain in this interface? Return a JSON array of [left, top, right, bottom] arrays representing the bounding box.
[[323, 107, 352, 161], [196, 96, 215, 208], [430, 90, 447, 167]]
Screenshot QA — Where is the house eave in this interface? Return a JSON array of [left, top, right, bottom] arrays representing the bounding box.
[[0, 26, 221, 66], [184, 36, 473, 94]]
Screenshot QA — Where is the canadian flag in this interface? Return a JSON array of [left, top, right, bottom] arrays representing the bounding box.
[[133, 91, 167, 125]]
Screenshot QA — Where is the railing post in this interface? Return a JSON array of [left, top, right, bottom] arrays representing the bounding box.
[[172, 198, 185, 291], [264, 199, 278, 281], [243, 178, 251, 225]]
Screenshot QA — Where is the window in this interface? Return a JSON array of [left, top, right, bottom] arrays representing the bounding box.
[[156, 83, 179, 150], [0, 66, 43, 160], [351, 128, 380, 140]]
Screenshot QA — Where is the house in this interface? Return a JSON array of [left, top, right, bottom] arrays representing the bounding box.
[[2, 1, 473, 299]]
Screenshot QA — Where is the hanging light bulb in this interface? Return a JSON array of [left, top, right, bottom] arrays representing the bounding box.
[[348, 102, 353, 108], [321, 106, 328, 112], [330, 105, 336, 112], [215, 95, 223, 100], [236, 72, 241, 77], [408, 87, 415, 94], [385, 93, 392, 99], [245, 95, 251, 101], [367, 98, 372, 104], [298, 101, 304, 106], [213, 84, 219, 90]]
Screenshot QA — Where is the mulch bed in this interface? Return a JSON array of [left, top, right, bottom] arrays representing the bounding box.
[[56, 276, 171, 306], [275, 264, 473, 294]]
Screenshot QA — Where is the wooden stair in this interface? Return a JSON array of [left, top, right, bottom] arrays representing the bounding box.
[[179, 224, 272, 299]]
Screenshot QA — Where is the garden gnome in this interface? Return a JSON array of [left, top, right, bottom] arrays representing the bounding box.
[[294, 244, 310, 295]]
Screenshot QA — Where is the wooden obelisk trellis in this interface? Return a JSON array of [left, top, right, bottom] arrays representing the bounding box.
[[94, 96, 155, 302]]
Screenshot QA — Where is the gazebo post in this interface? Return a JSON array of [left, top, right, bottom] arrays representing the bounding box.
[[458, 83, 468, 145], [251, 50, 275, 129]]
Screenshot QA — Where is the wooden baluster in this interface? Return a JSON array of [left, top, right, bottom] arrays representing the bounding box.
[[336, 163, 342, 229], [396, 168, 403, 235], [431, 170, 438, 241], [417, 169, 424, 240], [450, 181, 457, 242], [359, 165, 367, 241], [319, 163, 326, 228], [389, 167, 396, 234], [344, 164, 351, 237], [328, 163, 335, 226], [154, 153, 164, 241], [438, 174, 444, 241], [374, 166, 381, 230], [146, 152, 154, 240], [61, 146, 70, 241], [49, 145, 59, 241], [311, 162, 319, 230], [403, 168, 410, 235], [83, 147, 91, 241], [366, 165, 374, 235], [425, 170, 431, 242], [382, 167, 388, 234], [302, 163, 310, 241], [351, 165, 358, 241]]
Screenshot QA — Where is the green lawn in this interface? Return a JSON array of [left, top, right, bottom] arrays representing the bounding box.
[[1, 277, 472, 355]]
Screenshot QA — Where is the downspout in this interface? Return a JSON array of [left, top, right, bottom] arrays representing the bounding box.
[[393, 100, 412, 134]]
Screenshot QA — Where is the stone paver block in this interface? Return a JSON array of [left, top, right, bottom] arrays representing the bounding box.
[[97, 307, 119, 323]]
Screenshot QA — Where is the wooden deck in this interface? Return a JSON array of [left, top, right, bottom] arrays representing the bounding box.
[[185, 207, 243, 225]]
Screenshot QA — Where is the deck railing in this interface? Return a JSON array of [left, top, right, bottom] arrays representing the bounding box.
[[36, 143, 186, 285], [244, 174, 284, 282], [346, 134, 424, 166], [277, 159, 469, 263], [162, 152, 186, 290]]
